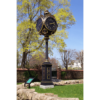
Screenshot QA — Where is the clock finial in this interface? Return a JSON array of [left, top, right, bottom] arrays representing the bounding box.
[[44, 10, 51, 17]]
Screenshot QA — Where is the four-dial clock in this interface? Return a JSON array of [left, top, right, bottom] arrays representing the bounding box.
[[36, 18, 43, 32], [45, 17, 57, 31]]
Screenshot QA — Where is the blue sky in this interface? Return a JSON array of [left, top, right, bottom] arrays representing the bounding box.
[[50, 0, 100, 64], [16, 0, 100, 65], [17, 0, 83, 66]]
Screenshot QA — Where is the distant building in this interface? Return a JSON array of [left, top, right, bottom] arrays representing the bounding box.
[[73, 60, 81, 68], [68, 60, 81, 68]]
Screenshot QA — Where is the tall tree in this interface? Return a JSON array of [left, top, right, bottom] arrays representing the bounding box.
[[29, 52, 45, 68], [75, 50, 83, 69], [29, 54, 58, 69], [69, 60, 75, 65], [16, 50, 19, 67], [56, 60, 61, 68], [17, 50, 22, 67], [49, 58, 58, 69], [25, 53, 32, 67], [59, 49, 76, 70], [17, 0, 76, 68]]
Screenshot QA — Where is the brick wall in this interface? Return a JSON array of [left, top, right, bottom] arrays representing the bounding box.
[[17, 68, 42, 82], [17, 68, 83, 82], [58, 69, 100, 79], [57, 68, 61, 79]]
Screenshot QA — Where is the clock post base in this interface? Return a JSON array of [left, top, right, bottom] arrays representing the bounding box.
[[40, 61, 54, 88], [40, 85, 54, 89]]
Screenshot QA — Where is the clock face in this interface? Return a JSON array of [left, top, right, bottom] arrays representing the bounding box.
[[36, 18, 43, 32], [45, 17, 57, 31]]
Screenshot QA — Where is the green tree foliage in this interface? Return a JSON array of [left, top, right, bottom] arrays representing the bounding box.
[[17, 0, 76, 68]]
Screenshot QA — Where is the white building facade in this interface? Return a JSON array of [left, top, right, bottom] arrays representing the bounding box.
[[68, 60, 81, 68]]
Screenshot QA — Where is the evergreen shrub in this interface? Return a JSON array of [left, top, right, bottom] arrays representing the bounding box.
[[61, 71, 66, 78]]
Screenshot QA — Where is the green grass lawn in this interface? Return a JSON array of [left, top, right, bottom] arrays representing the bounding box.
[[29, 84, 83, 100], [16, 82, 100, 100]]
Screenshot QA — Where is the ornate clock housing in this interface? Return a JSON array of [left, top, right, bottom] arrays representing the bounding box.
[[36, 10, 58, 36], [45, 17, 58, 31], [36, 17, 43, 32]]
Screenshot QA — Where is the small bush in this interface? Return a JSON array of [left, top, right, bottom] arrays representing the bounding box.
[[23, 70, 38, 80], [61, 71, 66, 78]]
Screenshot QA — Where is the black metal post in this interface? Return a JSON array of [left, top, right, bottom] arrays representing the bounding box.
[[29, 84, 30, 88], [36, 10, 57, 88], [41, 36, 53, 85], [46, 39, 48, 59]]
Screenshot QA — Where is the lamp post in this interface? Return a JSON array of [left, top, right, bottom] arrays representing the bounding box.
[[36, 10, 58, 89]]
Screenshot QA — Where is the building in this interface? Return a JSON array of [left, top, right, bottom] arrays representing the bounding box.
[[68, 60, 81, 68], [73, 60, 81, 68]]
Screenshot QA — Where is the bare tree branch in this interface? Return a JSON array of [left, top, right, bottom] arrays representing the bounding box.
[[51, 4, 62, 14], [59, 49, 76, 69]]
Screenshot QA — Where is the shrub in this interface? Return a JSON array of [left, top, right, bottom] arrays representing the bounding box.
[[61, 71, 66, 78], [23, 70, 38, 80]]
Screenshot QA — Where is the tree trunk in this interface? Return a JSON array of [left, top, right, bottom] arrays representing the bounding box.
[[65, 60, 68, 70], [65, 64, 71, 79], [21, 52, 28, 68]]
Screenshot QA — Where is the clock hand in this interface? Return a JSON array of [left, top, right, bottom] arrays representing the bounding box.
[[50, 23, 55, 25], [39, 22, 42, 26], [37, 22, 42, 28]]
